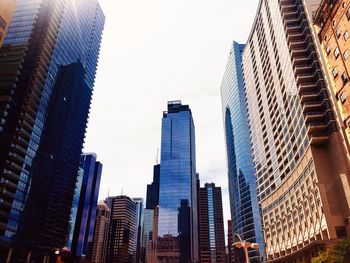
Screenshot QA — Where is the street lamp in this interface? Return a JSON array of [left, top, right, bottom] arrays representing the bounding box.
[[232, 234, 260, 263]]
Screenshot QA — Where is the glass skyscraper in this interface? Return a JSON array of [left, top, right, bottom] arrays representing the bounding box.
[[220, 42, 264, 262], [69, 153, 103, 261], [157, 101, 198, 263], [0, 0, 104, 261]]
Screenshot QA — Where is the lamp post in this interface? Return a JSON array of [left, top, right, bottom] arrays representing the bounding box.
[[232, 234, 260, 263]]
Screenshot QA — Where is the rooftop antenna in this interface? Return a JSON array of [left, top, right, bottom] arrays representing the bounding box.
[[107, 188, 110, 198], [121, 187, 123, 196]]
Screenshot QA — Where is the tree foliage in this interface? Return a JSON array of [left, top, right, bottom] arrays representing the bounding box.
[[312, 238, 350, 263]]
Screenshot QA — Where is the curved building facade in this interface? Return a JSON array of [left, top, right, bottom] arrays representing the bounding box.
[[242, 0, 350, 262], [220, 42, 264, 262]]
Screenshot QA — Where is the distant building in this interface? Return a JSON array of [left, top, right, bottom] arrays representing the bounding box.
[[142, 164, 160, 262], [198, 183, 226, 263], [106, 195, 137, 263], [132, 198, 144, 263], [91, 201, 110, 263], [227, 220, 234, 263], [146, 164, 160, 209], [157, 101, 198, 262], [0, 0, 16, 46], [69, 153, 103, 261]]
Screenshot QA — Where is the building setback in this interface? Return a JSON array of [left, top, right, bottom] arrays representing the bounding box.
[[198, 183, 226, 263], [0, 0, 16, 46], [0, 0, 104, 261], [91, 201, 110, 263], [242, 0, 350, 262], [157, 101, 198, 262], [106, 195, 137, 263], [69, 153, 103, 260], [220, 41, 264, 262]]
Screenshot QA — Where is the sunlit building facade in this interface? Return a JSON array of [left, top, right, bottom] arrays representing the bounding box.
[[220, 41, 264, 262], [242, 0, 350, 262], [0, 0, 16, 46], [198, 183, 226, 263], [157, 101, 198, 262], [0, 0, 104, 261]]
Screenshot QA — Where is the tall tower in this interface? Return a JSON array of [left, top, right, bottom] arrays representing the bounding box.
[[157, 101, 198, 262], [91, 201, 110, 263], [242, 0, 350, 262], [69, 153, 103, 260], [0, 0, 105, 260], [220, 41, 264, 262], [0, 0, 16, 47], [106, 195, 137, 263], [198, 183, 226, 263]]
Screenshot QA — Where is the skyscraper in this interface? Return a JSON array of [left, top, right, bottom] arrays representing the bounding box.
[[220, 41, 264, 262], [242, 0, 350, 262], [143, 165, 160, 263], [0, 0, 104, 260], [146, 164, 160, 210], [0, 0, 16, 46], [198, 183, 226, 263], [69, 153, 103, 261], [106, 195, 138, 263], [91, 201, 110, 263], [132, 198, 144, 263], [157, 101, 198, 262]]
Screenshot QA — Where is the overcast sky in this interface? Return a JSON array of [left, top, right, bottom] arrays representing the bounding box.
[[84, 0, 259, 230]]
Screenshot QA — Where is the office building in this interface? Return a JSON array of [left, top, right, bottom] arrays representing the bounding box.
[[142, 165, 160, 263], [132, 198, 144, 263], [314, 0, 350, 154], [198, 183, 226, 263], [0, 0, 16, 46], [91, 201, 110, 263], [242, 0, 350, 262], [220, 41, 264, 262], [0, 0, 104, 260], [157, 101, 198, 262], [146, 164, 160, 210], [106, 195, 137, 263], [227, 220, 234, 263], [69, 153, 103, 260]]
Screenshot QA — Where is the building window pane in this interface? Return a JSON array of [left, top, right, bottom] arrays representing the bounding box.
[[347, 8, 350, 20], [344, 31, 349, 41], [326, 45, 331, 55], [342, 72, 349, 85], [333, 67, 339, 78], [334, 47, 340, 59], [340, 92, 347, 103], [344, 50, 349, 60], [336, 28, 341, 38]]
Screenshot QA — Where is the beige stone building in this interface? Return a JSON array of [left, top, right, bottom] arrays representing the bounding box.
[[242, 0, 350, 262], [0, 0, 16, 47]]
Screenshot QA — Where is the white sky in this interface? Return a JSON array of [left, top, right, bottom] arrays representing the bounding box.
[[84, 0, 259, 231]]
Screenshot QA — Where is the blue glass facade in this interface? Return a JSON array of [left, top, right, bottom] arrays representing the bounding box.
[[0, 0, 104, 260], [220, 42, 264, 262], [69, 153, 103, 260], [157, 101, 198, 263]]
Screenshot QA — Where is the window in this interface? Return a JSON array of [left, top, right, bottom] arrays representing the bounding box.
[[342, 72, 349, 85], [340, 92, 347, 103], [326, 45, 331, 55], [336, 28, 341, 38], [333, 67, 339, 78], [344, 50, 349, 60], [344, 31, 349, 41], [334, 47, 340, 59], [347, 8, 350, 20]]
